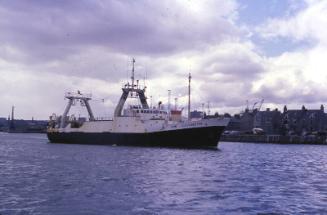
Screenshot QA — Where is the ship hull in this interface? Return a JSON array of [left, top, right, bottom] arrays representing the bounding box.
[[47, 126, 225, 148]]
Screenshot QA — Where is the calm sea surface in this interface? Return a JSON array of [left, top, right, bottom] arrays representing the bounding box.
[[1, 133, 327, 215]]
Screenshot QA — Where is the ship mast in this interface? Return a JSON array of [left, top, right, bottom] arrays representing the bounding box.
[[114, 59, 149, 117], [11, 106, 14, 123], [168, 90, 171, 112], [188, 73, 191, 120], [10, 105, 15, 130], [168, 90, 171, 119], [131, 58, 135, 89]]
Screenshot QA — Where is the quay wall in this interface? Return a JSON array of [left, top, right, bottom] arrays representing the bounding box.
[[221, 134, 327, 144]]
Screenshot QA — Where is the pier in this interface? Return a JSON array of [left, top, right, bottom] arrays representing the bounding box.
[[221, 134, 327, 144]]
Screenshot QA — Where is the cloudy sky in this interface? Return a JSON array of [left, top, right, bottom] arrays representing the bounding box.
[[1, 0, 327, 119]]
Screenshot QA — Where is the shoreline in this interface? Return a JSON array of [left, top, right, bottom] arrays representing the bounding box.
[[221, 134, 327, 145]]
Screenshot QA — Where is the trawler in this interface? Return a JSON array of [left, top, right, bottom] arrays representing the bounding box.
[[47, 60, 229, 148]]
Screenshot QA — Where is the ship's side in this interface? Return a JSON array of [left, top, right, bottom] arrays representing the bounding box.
[[47, 126, 225, 148], [47, 118, 229, 148]]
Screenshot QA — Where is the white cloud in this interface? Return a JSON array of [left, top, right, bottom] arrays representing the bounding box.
[[2, 0, 327, 119], [0, 58, 121, 119], [0, 0, 247, 118], [254, 0, 327, 107], [141, 41, 265, 113], [0, 38, 265, 118], [258, 0, 327, 44]]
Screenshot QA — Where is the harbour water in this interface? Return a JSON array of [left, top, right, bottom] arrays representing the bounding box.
[[1, 133, 327, 214]]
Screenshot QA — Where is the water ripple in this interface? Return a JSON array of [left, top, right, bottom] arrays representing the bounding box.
[[1, 133, 327, 214]]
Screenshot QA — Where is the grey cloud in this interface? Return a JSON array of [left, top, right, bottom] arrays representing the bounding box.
[[199, 47, 264, 80], [254, 78, 327, 105], [199, 80, 255, 108], [187, 44, 265, 108], [0, 0, 239, 64], [40, 49, 132, 81]]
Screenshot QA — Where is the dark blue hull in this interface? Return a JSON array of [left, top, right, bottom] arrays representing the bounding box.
[[47, 126, 225, 148]]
